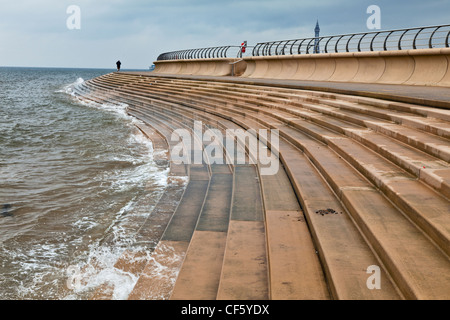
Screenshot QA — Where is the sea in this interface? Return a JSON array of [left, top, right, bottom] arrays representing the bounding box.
[[0, 67, 174, 300]]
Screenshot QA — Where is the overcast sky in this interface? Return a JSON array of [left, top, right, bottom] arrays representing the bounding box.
[[0, 0, 449, 69]]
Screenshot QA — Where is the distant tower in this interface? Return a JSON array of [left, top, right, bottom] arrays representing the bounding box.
[[314, 20, 321, 54]]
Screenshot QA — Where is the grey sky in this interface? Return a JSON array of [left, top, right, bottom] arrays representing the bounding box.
[[0, 0, 449, 69]]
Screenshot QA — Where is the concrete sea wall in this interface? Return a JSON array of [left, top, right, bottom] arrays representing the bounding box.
[[154, 48, 450, 87]]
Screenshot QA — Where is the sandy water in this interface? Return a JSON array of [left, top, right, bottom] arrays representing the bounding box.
[[0, 67, 176, 299]]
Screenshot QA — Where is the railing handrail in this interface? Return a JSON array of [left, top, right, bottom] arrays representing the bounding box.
[[157, 45, 246, 61], [156, 24, 450, 61], [252, 24, 450, 57]]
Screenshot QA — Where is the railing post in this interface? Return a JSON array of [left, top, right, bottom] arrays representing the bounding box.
[[398, 29, 409, 51], [383, 31, 394, 51], [429, 26, 442, 49], [370, 32, 381, 51], [325, 36, 333, 54], [413, 28, 425, 49], [298, 39, 307, 54], [346, 34, 356, 52]]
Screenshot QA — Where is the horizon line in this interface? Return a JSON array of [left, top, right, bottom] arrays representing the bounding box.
[[0, 65, 151, 70]]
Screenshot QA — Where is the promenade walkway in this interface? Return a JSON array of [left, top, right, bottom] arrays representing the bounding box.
[[73, 71, 450, 300]]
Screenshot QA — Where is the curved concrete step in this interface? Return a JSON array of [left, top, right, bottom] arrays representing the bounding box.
[[102, 83, 402, 299], [82, 81, 333, 299], [129, 108, 266, 300], [120, 78, 450, 205], [133, 98, 330, 300], [133, 79, 450, 200], [74, 89, 209, 300], [140, 80, 446, 298], [81, 74, 450, 300], [170, 79, 450, 138], [170, 173, 232, 300], [124, 105, 267, 300], [125, 115, 211, 300], [132, 102, 268, 300], [146, 78, 450, 169]]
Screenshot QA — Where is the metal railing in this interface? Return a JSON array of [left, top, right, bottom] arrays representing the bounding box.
[[157, 45, 247, 61], [252, 24, 450, 57]]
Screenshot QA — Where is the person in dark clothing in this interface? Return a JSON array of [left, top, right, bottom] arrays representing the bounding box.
[[116, 60, 121, 72]]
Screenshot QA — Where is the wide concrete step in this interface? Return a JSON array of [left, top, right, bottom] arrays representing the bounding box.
[[86, 79, 448, 244], [138, 113, 261, 300], [231, 104, 450, 259], [170, 173, 233, 300], [134, 99, 330, 299], [173, 79, 448, 125], [125, 104, 255, 300], [124, 92, 401, 300], [205, 83, 450, 140], [318, 99, 450, 139], [132, 101, 269, 300], [158, 80, 450, 196], [262, 166, 330, 300], [86, 77, 449, 203], [86, 76, 448, 185], [81, 74, 450, 300], [127, 141, 210, 299], [297, 102, 450, 162], [149, 76, 450, 120], [216, 165, 269, 300], [277, 139, 402, 300], [112, 78, 450, 201], [243, 111, 450, 255], [273, 105, 450, 198], [146, 83, 448, 299], [142, 78, 450, 163], [125, 93, 331, 299], [145, 76, 450, 135]]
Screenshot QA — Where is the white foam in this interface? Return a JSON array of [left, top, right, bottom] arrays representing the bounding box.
[[129, 129, 154, 154], [97, 128, 169, 192], [135, 243, 185, 300], [100, 102, 131, 120], [60, 78, 133, 123], [57, 77, 85, 95], [62, 245, 146, 300], [5, 240, 71, 299], [51, 77, 184, 299]]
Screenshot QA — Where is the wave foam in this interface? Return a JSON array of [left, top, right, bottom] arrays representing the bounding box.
[[62, 245, 143, 300], [56, 77, 85, 95]]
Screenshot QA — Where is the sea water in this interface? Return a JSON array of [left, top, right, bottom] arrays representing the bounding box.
[[0, 67, 172, 300]]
